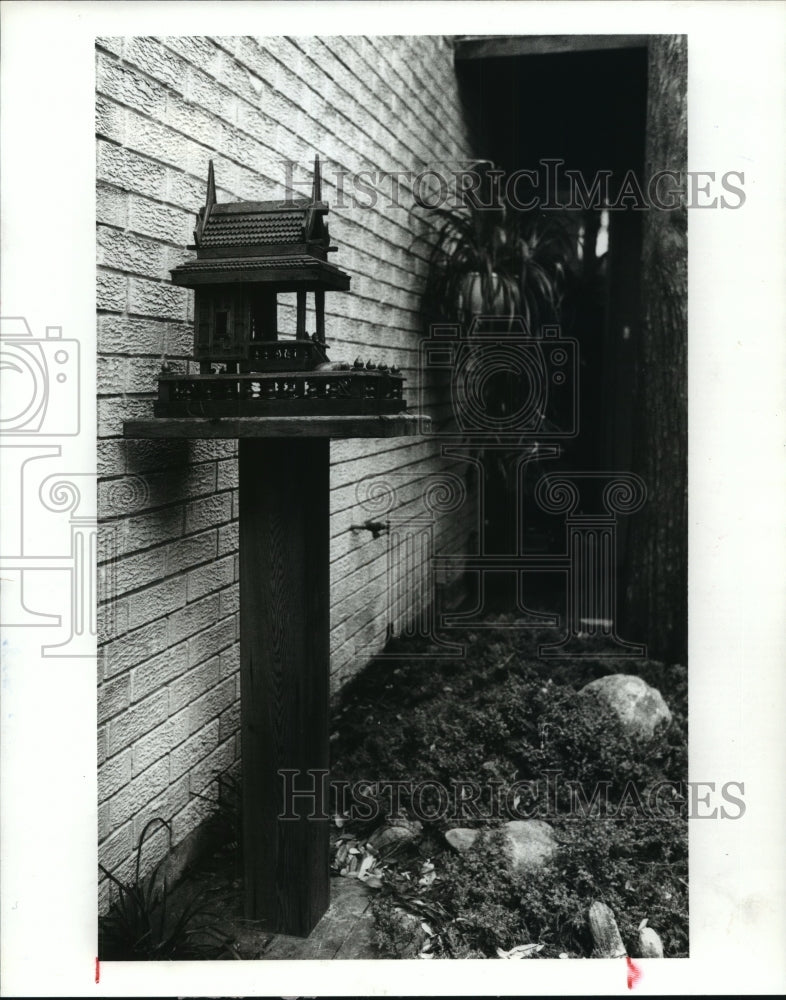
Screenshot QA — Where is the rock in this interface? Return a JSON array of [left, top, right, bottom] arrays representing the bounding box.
[[588, 900, 626, 957], [580, 674, 672, 739], [445, 828, 480, 852], [366, 817, 422, 853], [446, 821, 557, 871], [502, 820, 557, 872], [638, 920, 665, 958]]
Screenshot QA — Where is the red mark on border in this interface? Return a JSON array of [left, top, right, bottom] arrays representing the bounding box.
[[95, 957, 100, 984], [626, 955, 642, 989]]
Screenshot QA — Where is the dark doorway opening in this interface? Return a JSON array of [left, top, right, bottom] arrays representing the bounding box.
[[455, 39, 650, 580]]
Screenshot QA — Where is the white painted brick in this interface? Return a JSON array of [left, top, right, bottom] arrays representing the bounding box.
[[184, 492, 232, 534], [98, 674, 130, 725], [126, 575, 187, 630], [161, 36, 224, 77], [96, 36, 124, 58], [98, 749, 132, 802], [97, 269, 127, 312], [218, 700, 240, 742], [128, 195, 191, 244], [99, 463, 217, 519], [124, 437, 191, 474], [186, 554, 234, 603], [217, 521, 238, 557], [164, 530, 218, 574], [166, 167, 205, 213], [101, 616, 169, 677], [183, 675, 234, 732], [171, 794, 214, 847], [124, 36, 189, 94], [219, 643, 239, 679], [164, 92, 222, 149], [98, 595, 128, 645], [97, 438, 127, 478], [168, 656, 221, 715], [97, 141, 167, 200], [108, 688, 169, 754], [96, 96, 126, 144], [131, 641, 188, 703], [108, 756, 170, 828], [98, 819, 134, 873], [98, 313, 166, 357], [131, 794, 169, 846], [219, 584, 239, 618], [188, 736, 236, 795], [169, 718, 219, 781], [97, 226, 168, 278], [131, 720, 172, 776], [167, 593, 220, 647], [129, 276, 188, 321], [190, 440, 237, 461], [187, 616, 235, 668], [98, 801, 111, 841], [123, 504, 184, 552], [216, 458, 237, 491], [97, 51, 168, 119], [185, 66, 238, 124], [96, 354, 128, 395]]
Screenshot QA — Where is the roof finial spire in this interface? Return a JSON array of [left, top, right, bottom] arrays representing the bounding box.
[[206, 160, 216, 210], [312, 154, 322, 203]]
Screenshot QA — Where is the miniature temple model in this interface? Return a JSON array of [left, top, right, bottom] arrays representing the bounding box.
[[157, 157, 406, 416]]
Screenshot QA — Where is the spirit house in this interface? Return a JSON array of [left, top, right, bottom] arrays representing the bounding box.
[[155, 157, 406, 417]]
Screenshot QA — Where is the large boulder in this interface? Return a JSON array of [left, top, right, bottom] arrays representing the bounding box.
[[580, 674, 672, 740], [445, 820, 557, 873]]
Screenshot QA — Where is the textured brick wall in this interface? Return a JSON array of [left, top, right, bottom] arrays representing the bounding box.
[[96, 35, 475, 903]]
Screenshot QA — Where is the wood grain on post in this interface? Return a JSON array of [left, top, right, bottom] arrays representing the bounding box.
[[239, 437, 330, 935]]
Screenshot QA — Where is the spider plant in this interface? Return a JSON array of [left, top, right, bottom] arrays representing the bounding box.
[[415, 165, 572, 331], [99, 817, 234, 960]]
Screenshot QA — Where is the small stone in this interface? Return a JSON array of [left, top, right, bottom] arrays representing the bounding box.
[[580, 674, 672, 740], [445, 828, 480, 852], [502, 819, 557, 872], [638, 924, 664, 958]]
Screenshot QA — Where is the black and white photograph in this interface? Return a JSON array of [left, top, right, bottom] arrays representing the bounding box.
[[95, 31, 693, 963], [1, 2, 785, 996]]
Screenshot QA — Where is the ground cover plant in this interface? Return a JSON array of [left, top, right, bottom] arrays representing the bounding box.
[[329, 617, 688, 958]]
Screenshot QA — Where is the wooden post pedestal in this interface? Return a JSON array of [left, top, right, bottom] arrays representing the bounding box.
[[124, 414, 423, 936]]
